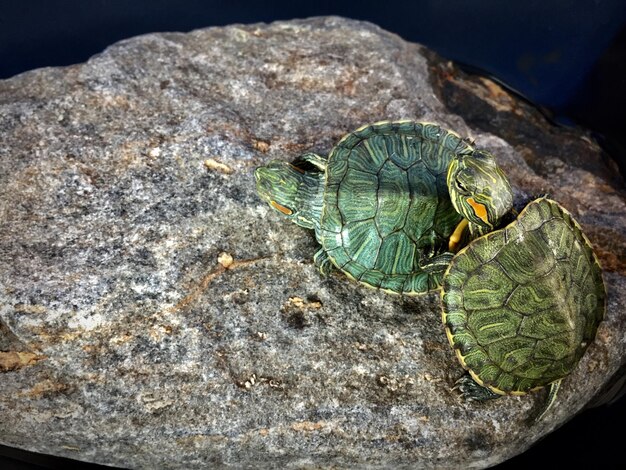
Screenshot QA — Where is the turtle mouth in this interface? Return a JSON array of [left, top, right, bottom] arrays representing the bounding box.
[[254, 167, 275, 203], [254, 168, 263, 185], [490, 187, 514, 226]]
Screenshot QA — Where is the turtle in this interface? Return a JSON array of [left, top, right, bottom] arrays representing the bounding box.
[[255, 120, 513, 295], [441, 197, 606, 419]]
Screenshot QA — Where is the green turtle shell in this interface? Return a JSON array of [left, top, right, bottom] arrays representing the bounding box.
[[319, 120, 473, 295], [441, 198, 606, 395]]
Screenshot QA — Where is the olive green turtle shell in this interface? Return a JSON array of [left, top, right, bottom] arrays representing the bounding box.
[[442, 198, 606, 395], [319, 121, 473, 295]]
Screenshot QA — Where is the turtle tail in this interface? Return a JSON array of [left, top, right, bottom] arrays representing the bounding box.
[[534, 379, 562, 422]]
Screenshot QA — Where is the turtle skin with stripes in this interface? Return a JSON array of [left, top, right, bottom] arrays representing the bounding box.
[[441, 198, 605, 417], [255, 120, 513, 295]]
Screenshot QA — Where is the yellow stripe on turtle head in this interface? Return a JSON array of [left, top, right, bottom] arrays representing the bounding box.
[[270, 200, 293, 215], [466, 197, 489, 225]]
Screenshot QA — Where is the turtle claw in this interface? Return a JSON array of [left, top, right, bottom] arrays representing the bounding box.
[[453, 374, 500, 402], [314, 248, 333, 276]]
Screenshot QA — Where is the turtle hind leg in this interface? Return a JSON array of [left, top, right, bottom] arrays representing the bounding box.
[[532, 379, 562, 422], [454, 374, 501, 402], [314, 248, 334, 276]]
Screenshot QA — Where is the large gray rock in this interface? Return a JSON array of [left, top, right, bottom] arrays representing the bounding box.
[[1, 16, 625, 469]]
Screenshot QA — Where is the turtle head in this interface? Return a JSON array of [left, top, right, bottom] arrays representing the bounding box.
[[447, 150, 513, 233], [255, 160, 323, 230]]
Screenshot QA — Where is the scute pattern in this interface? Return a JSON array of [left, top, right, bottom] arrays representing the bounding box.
[[320, 121, 473, 294], [341, 220, 381, 269], [375, 160, 410, 237], [442, 198, 605, 394], [337, 169, 378, 221]]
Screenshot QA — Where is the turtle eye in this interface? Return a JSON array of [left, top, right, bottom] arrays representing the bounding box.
[[455, 177, 469, 194]]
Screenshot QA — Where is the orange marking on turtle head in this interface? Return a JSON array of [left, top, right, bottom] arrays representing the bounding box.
[[270, 200, 293, 215], [467, 197, 488, 224]]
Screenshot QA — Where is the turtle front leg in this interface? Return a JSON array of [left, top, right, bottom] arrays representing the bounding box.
[[293, 152, 327, 171], [454, 374, 501, 402], [417, 230, 456, 274], [448, 219, 469, 252], [314, 248, 334, 276]]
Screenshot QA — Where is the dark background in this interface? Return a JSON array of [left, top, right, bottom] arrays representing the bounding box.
[[1, 1, 625, 468]]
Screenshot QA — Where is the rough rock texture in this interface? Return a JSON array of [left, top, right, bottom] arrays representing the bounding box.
[[1, 17, 625, 469]]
